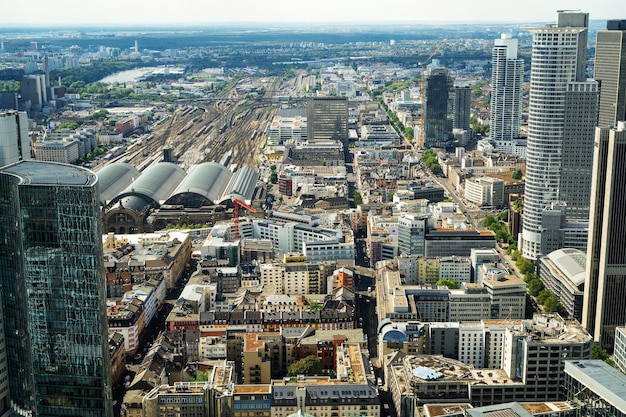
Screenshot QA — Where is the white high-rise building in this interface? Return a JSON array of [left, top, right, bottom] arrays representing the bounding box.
[[521, 11, 598, 260], [0, 110, 31, 167], [490, 34, 523, 143]]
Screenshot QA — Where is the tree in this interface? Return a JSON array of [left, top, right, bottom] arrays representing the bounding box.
[[543, 295, 564, 314], [511, 169, 523, 180], [536, 289, 551, 304], [436, 278, 459, 289], [404, 126, 414, 140], [270, 164, 277, 172], [287, 355, 322, 376], [307, 301, 324, 311], [57, 121, 80, 130], [91, 109, 109, 120], [192, 370, 209, 382], [527, 278, 544, 297], [269, 171, 278, 184], [353, 191, 363, 206]]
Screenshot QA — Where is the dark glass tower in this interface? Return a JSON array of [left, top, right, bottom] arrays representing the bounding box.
[[0, 161, 112, 417], [424, 68, 452, 148], [306, 96, 348, 159]]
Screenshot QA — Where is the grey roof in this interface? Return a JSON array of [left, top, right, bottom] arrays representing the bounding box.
[[114, 162, 186, 207], [166, 162, 232, 206], [0, 160, 96, 186], [544, 248, 587, 287], [96, 162, 141, 205], [466, 402, 534, 417], [221, 165, 260, 203], [564, 360, 626, 414]]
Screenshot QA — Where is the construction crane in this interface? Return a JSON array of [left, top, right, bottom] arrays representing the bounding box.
[[233, 198, 256, 240], [418, 39, 447, 149]]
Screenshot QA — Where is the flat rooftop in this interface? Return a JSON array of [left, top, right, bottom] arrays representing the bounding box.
[[234, 384, 271, 394], [1, 160, 96, 186]]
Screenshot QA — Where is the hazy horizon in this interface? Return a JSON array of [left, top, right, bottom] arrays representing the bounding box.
[[2, 0, 623, 27]]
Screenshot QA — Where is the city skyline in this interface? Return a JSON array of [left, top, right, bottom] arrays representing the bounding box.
[[0, 0, 623, 27]]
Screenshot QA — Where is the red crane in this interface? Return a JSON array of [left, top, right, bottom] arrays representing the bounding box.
[[233, 198, 256, 239]]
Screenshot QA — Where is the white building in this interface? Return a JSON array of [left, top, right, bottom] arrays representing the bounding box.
[[438, 256, 472, 286], [490, 34, 524, 143], [522, 11, 598, 259]]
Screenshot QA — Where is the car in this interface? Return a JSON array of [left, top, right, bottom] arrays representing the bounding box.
[[133, 354, 142, 361]]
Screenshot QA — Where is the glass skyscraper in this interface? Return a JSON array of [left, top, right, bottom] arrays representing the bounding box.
[[424, 68, 452, 148], [0, 161, 112, 417]]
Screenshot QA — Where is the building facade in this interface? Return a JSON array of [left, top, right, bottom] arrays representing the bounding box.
[[594, 20, 626, 128], [0, 161, 112, 417], [306, 96, 348, 156], [490, 34, 524, 142], [521, 11, 598, 259], [425, 68, 452, 148], [0, 110, 30, 167], [582, 124, 626, 351]]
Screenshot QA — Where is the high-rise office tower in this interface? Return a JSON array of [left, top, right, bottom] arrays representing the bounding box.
[[0, 299, 10, 417], [424, 68, 452, 148], [0, 161, 113, 417], [594, 20, 626, 128], [453, 85, 471, 132], [306, 96, 348, 155], [490, 34, 524, 141], [521, 11, 599, 260], [0, 110, 31, 167], [582, 123, 626, 351], [398, 213, 428, 257]]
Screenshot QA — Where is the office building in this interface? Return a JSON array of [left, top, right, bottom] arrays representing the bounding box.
[[0, 161, 113, 417], [0, 300, 9, 417], [538, 248, 586, 322], [0, 110, 31, 167], [398, 213, 428, 257], [595, 20, 626, 128], [582, 123, 626, 351], [615, 326, 626, 374], [306, 96, 348, 157], [564, 360, 626, 417], [490, 34, 524, 142], [521, 11, 599, 259], [453, 85, 471, 133], [424, 68, 453, 148], [20, 74, 48, 113]]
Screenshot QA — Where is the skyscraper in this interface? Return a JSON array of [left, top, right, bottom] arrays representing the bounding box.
[[521, 11, 599, 260], [490, 34, 524, 142], [398, 213, 428, 257], [306, 96, 348, 157], [0, 110, 31, 167], [453, 85, 471, 132], [594, 20, 626, 128], [0, 161, 113, 417], [424, 68, 452, 148], [0, 299, 10, 417], [582, 123, 626, 351]]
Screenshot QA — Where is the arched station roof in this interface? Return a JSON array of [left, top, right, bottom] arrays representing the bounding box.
[[96, 162, 141, 206], [165, 162, 233, 207], [220, 165, 261, 204], [111, 162, 186, 207]]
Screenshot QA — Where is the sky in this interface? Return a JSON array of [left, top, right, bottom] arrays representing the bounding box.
[[1, 0, 625, 27]]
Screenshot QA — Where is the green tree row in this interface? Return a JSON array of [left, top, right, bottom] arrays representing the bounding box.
[[421, 149, 442, 175], [0, 81, 19, 93]]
